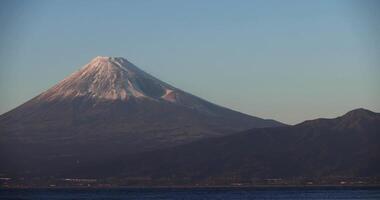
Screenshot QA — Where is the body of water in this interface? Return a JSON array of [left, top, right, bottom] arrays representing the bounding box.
[[1, 187, 380, 200]]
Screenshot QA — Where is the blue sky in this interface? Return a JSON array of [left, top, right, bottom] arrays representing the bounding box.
[[0, 0, 379, 124]]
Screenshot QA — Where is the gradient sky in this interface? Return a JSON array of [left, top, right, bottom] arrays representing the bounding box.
[[0, 0, 379, 124]]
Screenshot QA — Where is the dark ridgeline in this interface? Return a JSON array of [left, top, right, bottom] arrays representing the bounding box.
[[0, 56, 283, 180], [108, 108, 380, 182], [3, 108, 379, 185]]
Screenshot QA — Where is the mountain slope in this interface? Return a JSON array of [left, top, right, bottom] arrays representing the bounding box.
[[84, 108, 379, 181], [0, 56, 284, 177]]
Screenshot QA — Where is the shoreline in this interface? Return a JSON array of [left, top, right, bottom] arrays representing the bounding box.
[[2, 184, 380, 189]]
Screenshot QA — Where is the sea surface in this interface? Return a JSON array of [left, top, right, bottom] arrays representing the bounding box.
[[0, 187, 380, 200]]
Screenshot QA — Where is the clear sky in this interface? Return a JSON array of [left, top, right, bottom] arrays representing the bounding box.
[[0, 0, 379, 124]]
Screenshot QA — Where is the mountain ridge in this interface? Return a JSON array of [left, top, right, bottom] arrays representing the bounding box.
[[2, 107, 377, 181], [91, 107, 379, 180], [297, 108, 379, 130]]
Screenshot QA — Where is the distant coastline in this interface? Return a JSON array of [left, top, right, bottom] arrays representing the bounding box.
[[2, 177, 380, 189], [2, 185, 380, 190]]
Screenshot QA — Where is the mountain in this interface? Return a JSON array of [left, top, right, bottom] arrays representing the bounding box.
[[0, 56, 284, 177], [80, 108, 379, 182]]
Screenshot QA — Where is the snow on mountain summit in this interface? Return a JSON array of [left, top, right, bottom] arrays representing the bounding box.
[[37, 56, 178, 102]]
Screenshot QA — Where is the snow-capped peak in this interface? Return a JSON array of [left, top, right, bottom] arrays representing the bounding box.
[[37, 56, 179, 102]]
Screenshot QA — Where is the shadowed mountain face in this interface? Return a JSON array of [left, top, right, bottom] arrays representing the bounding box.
[[1, 107, 378, 180], [0, 56, 284, 176], [67, 108, 378, 180]]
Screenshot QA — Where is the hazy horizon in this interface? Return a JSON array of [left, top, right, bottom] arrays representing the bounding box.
[[1, 0, 379, 125]]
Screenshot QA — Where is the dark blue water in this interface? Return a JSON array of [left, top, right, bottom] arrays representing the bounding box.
[[1, 187, 380, 200]]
